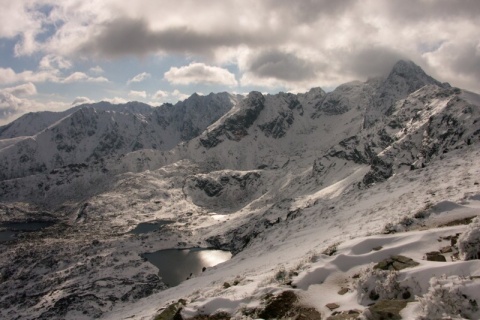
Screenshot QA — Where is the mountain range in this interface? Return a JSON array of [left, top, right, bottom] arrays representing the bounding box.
[[0, 60, 479, 320]]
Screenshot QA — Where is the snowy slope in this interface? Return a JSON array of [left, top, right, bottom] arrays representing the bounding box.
[[0, 60, 480, 320], [0, 101, 153, 140]]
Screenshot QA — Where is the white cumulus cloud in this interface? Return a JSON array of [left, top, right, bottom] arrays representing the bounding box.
[[72, 96, 94, 106], [152, 90, 168, 100], [102, 97, 128, 104], [63, 72, 108, 83], [39, 55, 72, 70], [164, 63, 238, 86], [0, 67, 60, 85], [89, 66, 104, 74], [2, 82, 37, 96], [127, 72, 151, 84], [128, 90, 147, 98]]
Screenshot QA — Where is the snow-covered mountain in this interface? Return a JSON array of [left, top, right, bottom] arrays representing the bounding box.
[[1, 60, 480, 320], [0, 92, 240, 181]]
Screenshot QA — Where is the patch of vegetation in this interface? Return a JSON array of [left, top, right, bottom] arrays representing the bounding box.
[[356, 266, 414, 305]]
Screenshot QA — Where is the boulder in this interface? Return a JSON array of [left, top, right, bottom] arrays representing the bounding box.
[[374, 255, 419, 271], [425, 251, 447, 262]]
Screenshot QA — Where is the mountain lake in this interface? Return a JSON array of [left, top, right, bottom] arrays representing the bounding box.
[[143, 248, 232, 287], [130, 220, 174, 235], [0, 221, 55, 243]]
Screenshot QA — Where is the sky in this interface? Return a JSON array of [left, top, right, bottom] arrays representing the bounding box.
[[0, 0, 479, 125]]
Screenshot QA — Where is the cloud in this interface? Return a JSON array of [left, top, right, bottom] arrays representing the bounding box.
[[152, 90, 168, 100], [171, 89, 189, 101], [0, 67, 109, 85], [0, 91, 69, 125], [2, 1, 480, 92], [245, 50, 318, 82], [128, 90, 147, 98], [77, 17, 273, 58], [39, 54, 72, 70], [2, 82, 37, 96], [72, 96, 94, 106], [265, 0, 356, 24], [89, 66, 104, 74], [164, 63, 238, 86], [0, 67, 60, 85], [127, 72, 151, 84], [342, 46, 407, 78], [102, 97, 128, 104], [150, 89, 190, 103], [379, 0, 480, 23], [0, 82, 39, 123], [63, 72, 109, 83], [0, 92, 25, 124], [423, 39, 480, 90]]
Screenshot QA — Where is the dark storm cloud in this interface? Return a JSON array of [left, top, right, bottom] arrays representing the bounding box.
[[383, 0, 480, 22], [268, 0, 356, 23], [247, 50, 318, 82], [448, 44, 480, 82], [343, 47, 407, 78], [79, 17, 277, 57]]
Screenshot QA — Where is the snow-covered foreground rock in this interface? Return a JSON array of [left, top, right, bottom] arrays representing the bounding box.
[[0, 60, 479, 319]]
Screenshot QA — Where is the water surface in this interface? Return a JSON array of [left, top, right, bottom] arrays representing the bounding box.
[[143, 248, 231, 287], [0, 221, 55, 243], [130, 220, 173, 235], [0, 230, 15, 242]]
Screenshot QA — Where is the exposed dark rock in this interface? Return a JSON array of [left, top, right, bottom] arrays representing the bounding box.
[[402, 291, 411, 300], [326, 302, 340, 310], [438, 216, 477, 227], [194, 179, 224, 197], [312, 81, 369, 118], [327, 310, 361, 320], [425, 251, 447, 262], [369, 290, 380, 301], [188, 312, 231, 320], [37, 293, 105, 320], [259, 111, 294, 139], [366, 299, 408, 320], [200, 92, 265, 148], [440, 246, 453, 253], [322, 243, 338, 256], [362, 155, 393, 185], [154, 300, 185, 320], [338, 287, 349, 295], [374, 255, 419, 271], [258, 291, 298, 319], [257, 291, 321, 320]]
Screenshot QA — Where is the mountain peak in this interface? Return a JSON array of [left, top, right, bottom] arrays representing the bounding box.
[[389, 60, 433, 82], [363, 60, 450, 128]]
